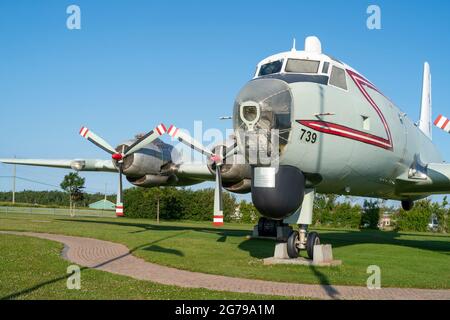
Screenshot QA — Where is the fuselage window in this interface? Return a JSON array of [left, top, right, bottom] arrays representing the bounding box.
[[258, 60, 284, 76], [329, 66, 347, 90], [285, 59, 320, 73]]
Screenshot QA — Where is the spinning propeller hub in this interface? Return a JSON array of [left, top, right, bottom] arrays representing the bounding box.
[[112, 153, 123, 161], [210, 154, 222, 164]]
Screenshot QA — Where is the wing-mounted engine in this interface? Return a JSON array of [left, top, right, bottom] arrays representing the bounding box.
[[112, 136, 184, 187], [114, 137, 174, 178], [208, 139, 252, 194]]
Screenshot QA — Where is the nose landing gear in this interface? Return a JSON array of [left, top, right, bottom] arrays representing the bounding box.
[[287, 225, 321, 259]]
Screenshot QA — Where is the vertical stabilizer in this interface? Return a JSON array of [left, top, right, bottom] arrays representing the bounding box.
[[418, 62, 432, 139]]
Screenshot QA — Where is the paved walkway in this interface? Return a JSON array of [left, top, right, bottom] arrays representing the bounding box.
[[2, 231, 450, 300]]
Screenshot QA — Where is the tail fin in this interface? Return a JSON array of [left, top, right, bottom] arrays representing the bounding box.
[[418, 62, 432, 139]]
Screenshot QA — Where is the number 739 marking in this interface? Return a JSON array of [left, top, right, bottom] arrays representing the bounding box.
[[300, 129, 318, 143]]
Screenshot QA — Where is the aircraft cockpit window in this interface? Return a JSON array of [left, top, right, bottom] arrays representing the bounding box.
[[285, 59, 320, 73], [258, 60, 284, 76], [322, 62, 330, 74], [329, 66, 347, 90]]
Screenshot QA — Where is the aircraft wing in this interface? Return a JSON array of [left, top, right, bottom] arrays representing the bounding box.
[[175, 163, 215, 181], [396, 163, 450, 195], [0, 158, 117, 172]]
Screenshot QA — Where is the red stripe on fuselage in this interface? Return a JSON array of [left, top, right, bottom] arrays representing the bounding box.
[[346, 69, 393, 151], [298, 120, 393, 150]]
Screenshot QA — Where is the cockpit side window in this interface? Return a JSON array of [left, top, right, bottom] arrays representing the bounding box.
[[258, 60, 283, 76], [329, 66, 347, 90], [285, 59, 320, 74]]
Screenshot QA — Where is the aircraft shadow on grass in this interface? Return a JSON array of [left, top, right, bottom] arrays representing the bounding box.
[[59, 218, 250, 244], [143, 245, 184, 257], [59, 218, 450, 256]]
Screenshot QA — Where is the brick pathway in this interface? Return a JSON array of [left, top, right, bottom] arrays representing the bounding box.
[[3, 231, 450, 300]]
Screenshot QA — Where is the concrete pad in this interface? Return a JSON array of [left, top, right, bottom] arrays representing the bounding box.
[[263, 257, 342, 267], [313, 244, 334, 263], [273, 242, 289, 259], [264, 244, 342, 267]]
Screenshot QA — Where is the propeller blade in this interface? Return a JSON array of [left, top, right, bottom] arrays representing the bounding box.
[[116, 165, 124, 217], [167, 125, 214, 157], [213, 165, 224, 226], [222, 141, 239, 164], [434, 115, 450, 133], [124, 123, 167, 156], [168, 125, 224, 226], [79, 127, 117, 155]]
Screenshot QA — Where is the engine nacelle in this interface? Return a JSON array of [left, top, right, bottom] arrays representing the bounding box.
[[208, 141, 251, 182], [223, 178, 251, 194], [127, 174, 173, 187], [114, 138, 178, 178]]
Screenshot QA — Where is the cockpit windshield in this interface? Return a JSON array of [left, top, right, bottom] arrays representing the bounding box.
[[285, 59, 320, 73], [258, 60, 283, 76]]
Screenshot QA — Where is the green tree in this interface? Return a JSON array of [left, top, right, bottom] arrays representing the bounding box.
[[361, 200, 381, 229], [60, 172, 85, 216], [396, 199, 433, 232], [239, 200, 259, 223]]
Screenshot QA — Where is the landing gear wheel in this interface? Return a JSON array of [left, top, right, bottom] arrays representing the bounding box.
[[257, 218, 266, 236], [287, 231, 300, 258], [306, 232, 320, 259]]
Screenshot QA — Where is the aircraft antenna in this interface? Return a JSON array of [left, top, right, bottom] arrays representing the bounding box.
[[291, 38, 296, 52]]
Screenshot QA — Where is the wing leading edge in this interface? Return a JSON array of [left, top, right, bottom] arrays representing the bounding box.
[[0, 158, 116, 172]]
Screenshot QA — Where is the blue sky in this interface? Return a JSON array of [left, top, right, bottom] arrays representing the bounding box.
[[0, 0, 450, 201]]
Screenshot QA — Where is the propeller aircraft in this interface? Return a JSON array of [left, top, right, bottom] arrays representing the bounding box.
[[3, 36, 449, 259]]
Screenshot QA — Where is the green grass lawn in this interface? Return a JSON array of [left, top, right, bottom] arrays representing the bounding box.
[[1, 212, 449, 290], [0, 234, 296, 300]]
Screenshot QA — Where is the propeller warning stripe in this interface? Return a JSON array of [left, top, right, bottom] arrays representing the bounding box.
[[434, 115, 444, 126], [124, 123, 167, 156], [155, 123, 167, 135], [434, 115, 450, 132], [79, 127, 89, 138]]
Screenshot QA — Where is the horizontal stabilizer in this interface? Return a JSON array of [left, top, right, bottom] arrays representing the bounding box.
[[397, 163, 450, 195]]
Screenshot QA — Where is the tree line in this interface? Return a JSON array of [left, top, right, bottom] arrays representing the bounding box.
[[1, 188, 447, 233], [0, 190, 111, 208]]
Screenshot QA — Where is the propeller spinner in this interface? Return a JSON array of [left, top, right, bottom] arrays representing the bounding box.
[[79, 124, 167, 216]]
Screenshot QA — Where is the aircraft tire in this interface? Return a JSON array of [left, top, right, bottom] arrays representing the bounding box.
[[287, 231, 300, 258], [306, 232, 320, 259]]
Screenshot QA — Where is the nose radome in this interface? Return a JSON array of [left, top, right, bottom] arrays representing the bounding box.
[[233, 78, 293, 150]]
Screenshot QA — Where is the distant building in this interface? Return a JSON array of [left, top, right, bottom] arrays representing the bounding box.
[[231, 205, 242, 221], [89, 199, 115, 210], [378, 212, 395, 230]]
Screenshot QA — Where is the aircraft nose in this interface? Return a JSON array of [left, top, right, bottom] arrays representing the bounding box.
[[233, 78, 293, 158]]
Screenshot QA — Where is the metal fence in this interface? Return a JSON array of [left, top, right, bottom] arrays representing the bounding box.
[[0, 206, 116, 218]]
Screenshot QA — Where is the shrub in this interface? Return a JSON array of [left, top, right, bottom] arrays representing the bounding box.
[[395, 199, 434, 232]]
